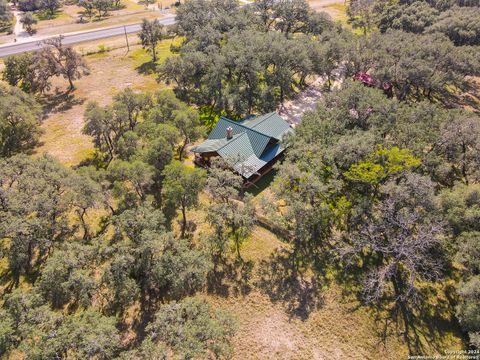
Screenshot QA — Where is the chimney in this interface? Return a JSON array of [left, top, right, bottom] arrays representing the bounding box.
[[226, 126, 233, 139]]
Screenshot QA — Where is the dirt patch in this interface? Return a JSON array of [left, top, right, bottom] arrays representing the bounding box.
[[279, 76, 325, 126], [308, 0, 346, 19], [213, 289, 405, 360]]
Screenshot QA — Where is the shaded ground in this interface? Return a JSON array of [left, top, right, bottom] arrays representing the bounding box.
[[279, 76, 325, 126]]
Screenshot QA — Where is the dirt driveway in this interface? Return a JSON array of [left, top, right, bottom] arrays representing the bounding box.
[[308, 0, 346, 17]]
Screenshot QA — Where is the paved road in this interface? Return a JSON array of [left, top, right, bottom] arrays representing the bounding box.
[[0, 15, 176, 58]]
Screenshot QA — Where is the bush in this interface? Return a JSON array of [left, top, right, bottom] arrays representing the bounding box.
[[18, 0, 42, 12]]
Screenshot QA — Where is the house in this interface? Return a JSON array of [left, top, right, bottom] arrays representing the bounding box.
[[191, 112, 294, 186]]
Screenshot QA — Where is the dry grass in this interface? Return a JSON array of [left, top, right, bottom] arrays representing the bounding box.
[[34, 3, 162, 38], [202, 225, 408, 360], [199, 220, 464, 359], [34, 35, 174, 166], [0, 0, 165, 44], [177, 190, 462, 360], [308, 0, 346, 20]]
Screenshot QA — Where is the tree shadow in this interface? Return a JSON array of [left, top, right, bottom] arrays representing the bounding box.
[[409, 285, 465, 352], [92, 14, 112, 22], [39, 89, 85, 117], [0, 270, 18, 298], [365, 283, 465, 355], [128, 295, 158, 346], [136, 61, 158, 76], [207, 258, 254, 298], [36, 10, 62, 21], [255, 248, 324, 320]]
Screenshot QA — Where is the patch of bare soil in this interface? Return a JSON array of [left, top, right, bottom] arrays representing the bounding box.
[[308, 0, 346, 17], [214, 288, 405, 360]]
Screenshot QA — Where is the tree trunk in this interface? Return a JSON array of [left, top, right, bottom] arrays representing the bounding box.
[[179, 137, 188, 161], [152, 44, 157, 62], [462, 142, 468, 185], [181, 203, 187, 238], [234, 234, 242, 260], [68, 76, 75, 91], [80, 208, 90, 240]]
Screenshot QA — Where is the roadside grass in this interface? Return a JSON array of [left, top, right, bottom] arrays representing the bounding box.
[[33, 5, 79, 30], [122, 0, 145, 12], [30, 0, 161, 38], [34, 9, 68, 21], [129, 36, 181, 68]]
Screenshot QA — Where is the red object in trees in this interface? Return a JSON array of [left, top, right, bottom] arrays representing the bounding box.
[[354, 72, 394, 97], [353, 72, 376, 87]]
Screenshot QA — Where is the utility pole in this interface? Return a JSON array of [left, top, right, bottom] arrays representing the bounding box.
[[124, 25, 130, 52]]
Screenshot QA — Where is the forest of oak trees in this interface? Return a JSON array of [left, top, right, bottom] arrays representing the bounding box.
[[1, 0, 480, 358]]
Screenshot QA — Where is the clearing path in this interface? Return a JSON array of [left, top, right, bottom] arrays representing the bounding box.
[[279, 64, 345, 126], [308, 0, 346, 20], [278, 77, 325, 126], [12, 8, 37, 43]]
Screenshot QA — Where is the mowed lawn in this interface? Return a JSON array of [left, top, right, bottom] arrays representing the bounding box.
[[34, 36, 177, 166]]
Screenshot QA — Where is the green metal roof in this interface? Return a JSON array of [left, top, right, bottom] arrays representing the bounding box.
[[208, 117, 271, 157], [241, 112, 294, 140], [192, 112, 293, 178], [217, 134, 264, 178], [190, 134, 241, 153]]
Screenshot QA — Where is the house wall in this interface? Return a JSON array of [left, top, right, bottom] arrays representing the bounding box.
[[245, 152, 285, 187], [193, 151, 285, 188]]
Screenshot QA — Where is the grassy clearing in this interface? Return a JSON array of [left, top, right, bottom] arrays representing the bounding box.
[[325, 2, 349, 24], [32, 5, 81, 31], [203, 226, 463, 359], [34, 36, 175, 166], [201, 224, 405, 360], [34, 9, 71, 22], [170, 188, 463, 359], [326, 3, 346, 12]]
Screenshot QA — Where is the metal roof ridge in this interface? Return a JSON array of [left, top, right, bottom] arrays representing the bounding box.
[[219, 116, 272, 138], [250, 112, 278, 129]]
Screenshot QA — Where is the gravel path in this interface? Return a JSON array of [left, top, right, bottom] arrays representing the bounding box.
[[278, 77, 326, 126], [12, 10, 32, 42]]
